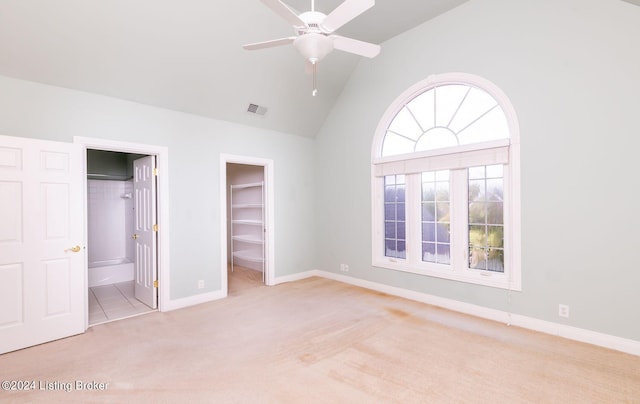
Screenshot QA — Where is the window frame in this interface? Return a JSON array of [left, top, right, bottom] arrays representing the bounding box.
[[371, 73, 522, 291]]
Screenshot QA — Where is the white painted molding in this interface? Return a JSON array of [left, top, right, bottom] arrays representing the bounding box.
[[308, 270, 640, 357], [164, 290, 226, 312], [74, 136, 172, 313], [273, 271, 318, 285]]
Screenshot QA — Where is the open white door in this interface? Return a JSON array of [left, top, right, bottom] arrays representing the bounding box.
[[133, 156, 157, 309], [0, 135, 85, 354]]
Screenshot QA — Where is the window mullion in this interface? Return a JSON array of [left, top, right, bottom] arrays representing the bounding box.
[[406, 173, 421, 266], [450, 169, 469, 273]]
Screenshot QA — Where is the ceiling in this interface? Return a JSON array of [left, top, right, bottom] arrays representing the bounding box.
[[0, 0, 469, 138]]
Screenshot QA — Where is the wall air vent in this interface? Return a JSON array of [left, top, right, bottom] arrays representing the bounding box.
[[247, 103, 268, 116]]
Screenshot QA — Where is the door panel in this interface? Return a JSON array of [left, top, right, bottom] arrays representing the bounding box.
[[133, 156, 157, 309], [0, 135, 84, 354], [0, 263, 23, 327]]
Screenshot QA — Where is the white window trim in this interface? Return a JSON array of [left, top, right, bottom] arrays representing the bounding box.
[[371, 73, 522, 291]]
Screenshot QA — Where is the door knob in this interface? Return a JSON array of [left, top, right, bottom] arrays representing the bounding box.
[[132, 234, 139, 240], [65, 245, 81, 253]]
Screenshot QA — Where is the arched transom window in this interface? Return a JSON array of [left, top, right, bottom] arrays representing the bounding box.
[[372, 73, 521, 291], [382, 84, 509, 157]]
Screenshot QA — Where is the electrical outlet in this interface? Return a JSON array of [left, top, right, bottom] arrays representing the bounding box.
[[558, 304, 570, 318], [198, 280, 205, 289], [340, 264, 349, 272]]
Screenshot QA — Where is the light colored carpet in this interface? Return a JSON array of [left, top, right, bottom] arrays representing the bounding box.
[[1, 267, 639, 403]]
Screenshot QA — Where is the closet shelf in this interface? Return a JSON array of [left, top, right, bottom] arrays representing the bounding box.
[[233, 250, 265, 263], [232, 203, 263, 209], [232, 235, 264, 244], [230, 182, 263, 190], [231, 219, 262, 226], [230, 181, 265, 277]]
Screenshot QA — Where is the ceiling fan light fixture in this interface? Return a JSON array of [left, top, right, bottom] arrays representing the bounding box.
[[293, 33, 334, 62]]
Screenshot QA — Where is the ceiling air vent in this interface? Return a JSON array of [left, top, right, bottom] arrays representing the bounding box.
[[247, 103, 268, 116]]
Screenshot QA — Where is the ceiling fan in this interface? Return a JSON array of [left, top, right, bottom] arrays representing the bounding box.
[[242, 0, 381, 96]]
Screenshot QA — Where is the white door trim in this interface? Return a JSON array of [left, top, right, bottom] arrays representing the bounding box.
[[220, 154, 275, 294], [74, 136, 170, 316]]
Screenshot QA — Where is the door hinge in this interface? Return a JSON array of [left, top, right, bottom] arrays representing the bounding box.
[[153, 280, 158, 288], [153, 168, 159, 176], [153, 223, 159, 232]]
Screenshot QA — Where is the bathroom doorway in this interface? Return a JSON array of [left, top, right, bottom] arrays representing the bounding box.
[[86, 149, 158, 325]]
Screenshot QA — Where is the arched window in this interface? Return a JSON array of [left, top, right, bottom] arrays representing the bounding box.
[[372, 73, 521, 290]]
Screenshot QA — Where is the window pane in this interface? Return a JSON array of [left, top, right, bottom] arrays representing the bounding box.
[[487, 225, 504, 248], [486, 179, 503, 201], [397, 221, 406, 240], [397, 203, 405, 221], [422, 222, 435, 242], [435, 85, 469, 127], [421, 171, 435, 182], [422, 242, 436, 263], [422, 170, 451, 264], [382, 131, 415, 156], [435, 170, 449, 182], [487, 249, 504, 272], [468, 166, 485, 180], [469, 180, 485, 201], [388, 107, 423, 141], [396, 241, 406, 259], [469, 247, 487, 270], [384, 175, 406, 259], [457, 106, 509, 145], [385, 239, 397, 257], [436, 223, 450, 243], [486, 164, 503, 178], [422, 202, 435, 221], [486, 202, 503, 223], [436, 202, 450, 221], [384, 203, 396, 220], [436, 244, 451, 264], [436, 182, 450, 202], [469, 202, 486, 224], [415, 127, 458, 151], [407, 89, 435, 131], [396, 185, 406, 202], [449, 87, 499, 134], [385, 222, 396, 239], [385, 186, 396, 203], [469, 225, 486, 248], [468, 166, 505, 273], [422, 182, 435, 201]]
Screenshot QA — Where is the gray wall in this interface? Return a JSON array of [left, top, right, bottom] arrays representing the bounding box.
[[314, 0, 640, 341], [0, 75, 316, 300]]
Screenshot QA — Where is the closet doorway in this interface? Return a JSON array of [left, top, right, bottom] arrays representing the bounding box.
[[86, 149, 158, 325], [220, 154, 274, 296]]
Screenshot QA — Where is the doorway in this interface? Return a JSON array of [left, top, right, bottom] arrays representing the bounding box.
[[86, 150, 158, 325], [76, 136, 170, 328], [220, 154, 274, 296]]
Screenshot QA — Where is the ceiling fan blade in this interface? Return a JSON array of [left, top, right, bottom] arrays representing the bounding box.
[[259, 0, 306, 27], [332, 35, 380, 58], [243, 37, 296, 50], [322, 0, 374, 32]]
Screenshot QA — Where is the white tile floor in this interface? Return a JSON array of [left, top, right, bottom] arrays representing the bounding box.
[[89, 281, 154, 325]]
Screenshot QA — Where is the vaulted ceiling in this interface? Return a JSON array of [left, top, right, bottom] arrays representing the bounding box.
[[0, 0, 470, 137]]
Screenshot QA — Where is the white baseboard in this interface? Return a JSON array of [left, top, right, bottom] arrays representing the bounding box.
[[162, 289, 226, 312], [272, 270, 317, 285], [308, 270, 640, 357]]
